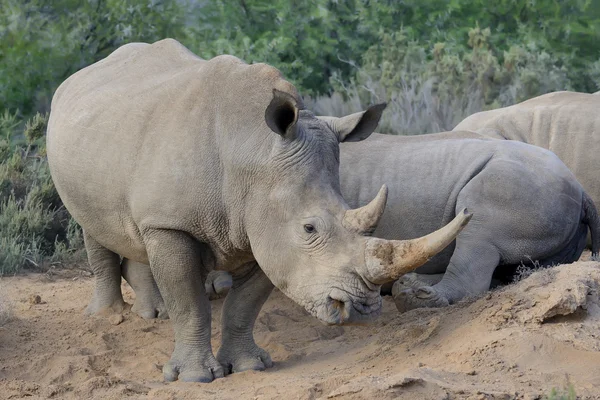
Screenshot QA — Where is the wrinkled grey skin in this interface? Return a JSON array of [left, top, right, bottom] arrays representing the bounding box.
[[122, 258, 229, 317], [454, 91, 600, 246], [47, 39, 468, 382]]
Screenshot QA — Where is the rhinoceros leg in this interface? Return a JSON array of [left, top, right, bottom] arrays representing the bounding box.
[[393, 272, 444, 289], [217, 262, 274, 374], [122, 258, 168, 320], [120, 263, 232, 318], [144, 229, 224, 383], [84, 231, 128, 315], [381, 273, 444, 296], [393, 240, 500, 312]]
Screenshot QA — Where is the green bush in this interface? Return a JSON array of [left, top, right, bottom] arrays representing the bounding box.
[[544, 383, 577, 400], [0, 0, 188, 115], [311, 26, 578, 134], [2, 1, 599, 117], [0, 112, 83, 274]]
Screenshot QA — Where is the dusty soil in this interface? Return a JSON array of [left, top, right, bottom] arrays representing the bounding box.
[[1, 258, 600, 399]]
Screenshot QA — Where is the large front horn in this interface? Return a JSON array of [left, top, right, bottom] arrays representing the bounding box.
[[343, 185, 388, 235], [362, 209, 472, 284]]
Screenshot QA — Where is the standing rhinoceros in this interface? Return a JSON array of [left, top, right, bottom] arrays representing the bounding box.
[[453, 91, 600, 232], [46, 39, 470, 382]]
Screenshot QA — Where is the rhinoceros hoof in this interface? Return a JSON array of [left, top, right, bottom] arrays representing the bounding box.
[[131, 298, 169, 320], [163, 345, 225, 383], [217, 343, 273, 374], [392, 273, 424, 292], [392, 284, 449, 313], [85, 296, 129, 317]]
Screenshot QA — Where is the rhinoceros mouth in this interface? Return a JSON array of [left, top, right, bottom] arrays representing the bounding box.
[[319, 287, 382, 326]]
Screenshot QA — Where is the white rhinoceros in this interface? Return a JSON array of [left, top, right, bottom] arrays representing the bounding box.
[[332, 129, 598, 312], [46, 39, 469, 382]]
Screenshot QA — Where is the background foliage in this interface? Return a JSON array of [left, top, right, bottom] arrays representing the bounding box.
[[1, 0, 599, 272]]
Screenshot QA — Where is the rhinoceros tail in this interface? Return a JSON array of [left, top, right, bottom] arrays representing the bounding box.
[[582, 191, 600, 261]]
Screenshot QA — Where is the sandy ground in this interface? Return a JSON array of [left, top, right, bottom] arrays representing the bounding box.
[[1, 258, 600, 399]]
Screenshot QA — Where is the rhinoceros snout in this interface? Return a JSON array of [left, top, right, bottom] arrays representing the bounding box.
[[321, 288, 382, 326]]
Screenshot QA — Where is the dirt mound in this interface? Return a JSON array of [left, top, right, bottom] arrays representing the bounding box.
[[1, 260, 600, 399]]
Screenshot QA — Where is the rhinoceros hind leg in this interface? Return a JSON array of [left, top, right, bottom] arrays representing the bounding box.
[[217, 263, 274, 374], [84, 231, 128, 316], [122, 258, 168, 319]]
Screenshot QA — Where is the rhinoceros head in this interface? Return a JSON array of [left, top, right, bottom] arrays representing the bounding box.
[[245, 90, 471, 325]]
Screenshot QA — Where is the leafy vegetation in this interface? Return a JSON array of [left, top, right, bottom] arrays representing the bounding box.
[[0, 111, 84, 274], [544, 382, 577, 400], [0, 0, 599, 271]]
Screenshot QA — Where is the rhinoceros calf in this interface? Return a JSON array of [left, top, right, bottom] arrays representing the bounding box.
[[453, 91, 600, 231], [47, 39, 470, 382]]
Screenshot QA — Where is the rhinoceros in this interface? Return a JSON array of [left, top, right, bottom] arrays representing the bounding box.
[[46, 39, 470, 382], [333, 129, 599, 312], [453, 91, 600, 241], [125, 123, 599, 316]]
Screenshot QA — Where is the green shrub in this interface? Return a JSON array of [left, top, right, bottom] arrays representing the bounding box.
[[2, 1, 599, 117], [0, 0, 188, 115], [544, 383, 577, 400], [311, 26, 581, 135], [0, 112, 84, 274]]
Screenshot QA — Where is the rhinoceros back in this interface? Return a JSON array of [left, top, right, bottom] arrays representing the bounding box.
[[46, 39, 298, 262]]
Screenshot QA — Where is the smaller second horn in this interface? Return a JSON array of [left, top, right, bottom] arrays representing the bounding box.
[[343, 185, 388, 235]]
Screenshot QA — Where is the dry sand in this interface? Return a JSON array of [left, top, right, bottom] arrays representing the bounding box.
[[1, 258, 600, 399]]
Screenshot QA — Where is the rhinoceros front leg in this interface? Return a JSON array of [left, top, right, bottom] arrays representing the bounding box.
[[84, 231, 128, 315], [120, 262, 232, 319], [122, 258, 168, 319], [144, 229, 224, 383], [217, 262, 274, 374]]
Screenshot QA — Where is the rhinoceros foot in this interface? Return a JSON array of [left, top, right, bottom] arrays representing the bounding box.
[[85, 288, 130, 316], [217, 341, 273, 374], [392, 281, 449, 313], [131, 287, 168, 320], [164, 342, 225, 383]]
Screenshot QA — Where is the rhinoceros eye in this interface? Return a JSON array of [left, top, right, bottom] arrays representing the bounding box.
[[304, 224, 316, 234]]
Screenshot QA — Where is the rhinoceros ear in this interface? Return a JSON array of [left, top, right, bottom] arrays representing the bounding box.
[[318, 103, 387, 142], [265, 89, 299, 139]]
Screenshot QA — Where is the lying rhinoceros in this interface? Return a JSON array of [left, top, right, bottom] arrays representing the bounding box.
[[47, 39, 469, 382], [332, 128, 599, 312], [453, 91, 600, 239]]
